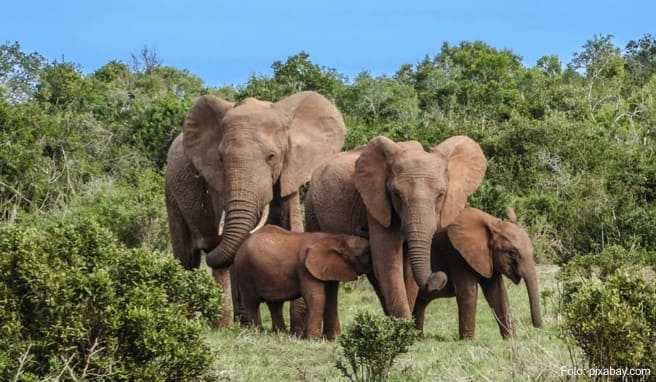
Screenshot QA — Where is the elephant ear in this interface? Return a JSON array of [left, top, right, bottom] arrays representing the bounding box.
[[432, 136, 487, 231], [447, 208, 498, 278], [354, 136, 401, 228], [274, 91, 346, 197], [183, 95, 234, 189], [304, 243, 358, 282]]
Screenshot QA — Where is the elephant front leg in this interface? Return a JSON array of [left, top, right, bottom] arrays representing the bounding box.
[[211, 268, 234, 327], [322, 282, 340, 340], [301, 279, 326, 340], [283, 191, 309, 336], [451, 264, 479, 339], [368, 215, 410, 318], [481, 273, 514, 338]]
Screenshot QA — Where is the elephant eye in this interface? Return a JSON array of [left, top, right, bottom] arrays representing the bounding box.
[[266, 153, 276, 162]]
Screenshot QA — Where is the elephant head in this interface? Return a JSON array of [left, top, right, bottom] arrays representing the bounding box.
[[354, 136, 486, 291], [183, 91, 346, 268], [447, 207, 542, 328], [304, 236, 372, 281]]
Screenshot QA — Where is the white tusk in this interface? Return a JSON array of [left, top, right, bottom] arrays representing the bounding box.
[[250, 204, 269, 233], [218, 212, 225, 236]]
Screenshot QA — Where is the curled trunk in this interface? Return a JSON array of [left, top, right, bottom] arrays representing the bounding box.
[[206, 197, 259, 268], [405, 223, 435, 290]]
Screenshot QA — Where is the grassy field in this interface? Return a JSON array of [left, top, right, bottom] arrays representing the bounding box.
[[204, 265, 574, 381]]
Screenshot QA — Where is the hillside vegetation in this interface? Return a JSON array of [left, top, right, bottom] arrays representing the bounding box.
[[1, 34, 656, 379]]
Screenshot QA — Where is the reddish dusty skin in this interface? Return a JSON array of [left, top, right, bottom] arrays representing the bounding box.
[[233, 225, 371, 340], [305, 135, 487, 321], [165, 92, 346, 327], [413, 207, 541, 339]]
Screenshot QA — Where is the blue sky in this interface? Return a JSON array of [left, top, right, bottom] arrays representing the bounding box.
[[2, 1, 654, 86]]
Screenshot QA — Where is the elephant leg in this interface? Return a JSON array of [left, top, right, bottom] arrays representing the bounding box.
[[403, 253, 420, 312], [301, 279, 325, 340], [282, 191, 309, 337], [241, 292, 261, 328], [368, 215, 410, 318], [212, 268, 234, 327], [289, 299, 307, 337], [452, 268, 479, 339], [166, 192, 200, 270], [322, 282, 340, 340], [412, 292, 429, 332], [366, 273, 388, 315], [481, 273, 514, 339], [266, 301, 286, 333]]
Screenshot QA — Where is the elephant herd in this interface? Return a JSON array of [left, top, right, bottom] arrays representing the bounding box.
[[165, 91, 542, 340]]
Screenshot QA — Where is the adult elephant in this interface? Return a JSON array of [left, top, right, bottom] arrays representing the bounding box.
[[413, 207, 542, 339], [166, 91, 346, 326], [305, 136, 486, 319]]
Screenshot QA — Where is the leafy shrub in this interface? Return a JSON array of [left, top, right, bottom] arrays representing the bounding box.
[[64, 169, 169, 251], [561, 268, 656, 371], [0, 216, 221, 381], [335, 312, 417, 382]]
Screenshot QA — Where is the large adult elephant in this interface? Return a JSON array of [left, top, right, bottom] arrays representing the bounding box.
[[165, 91, 346, 326], [305, 136, 486, 319]]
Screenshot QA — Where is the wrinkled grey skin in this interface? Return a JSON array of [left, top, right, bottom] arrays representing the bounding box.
[[165, 91, 345, 326]]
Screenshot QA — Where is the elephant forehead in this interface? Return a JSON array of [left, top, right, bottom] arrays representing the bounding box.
[[222, 106, 286, 131], [499, 223, 533, 254], [390, 153, 447, 179]]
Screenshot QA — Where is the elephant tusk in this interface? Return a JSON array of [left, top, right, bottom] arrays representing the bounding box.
[[250, 204, 269, 233], [218, 212, 225, 236]]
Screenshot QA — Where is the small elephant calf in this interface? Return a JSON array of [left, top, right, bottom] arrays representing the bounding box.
[[233, 225, 371, 339], [413, 207, 541, 339]]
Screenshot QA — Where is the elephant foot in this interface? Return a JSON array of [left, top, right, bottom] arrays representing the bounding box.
[[425, 271, 448, 292]]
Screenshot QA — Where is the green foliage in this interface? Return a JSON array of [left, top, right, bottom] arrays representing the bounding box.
[[561, 268, 656, 371], [335, 312, 417, 382], [0, 216, 221, 381]]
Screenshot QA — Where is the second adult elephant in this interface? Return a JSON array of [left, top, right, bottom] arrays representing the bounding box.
[[166, 91, 346, 326], [305, 135, 487, 319]]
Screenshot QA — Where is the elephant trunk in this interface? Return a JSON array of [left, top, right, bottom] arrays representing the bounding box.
[[405, 222, 439, 292], [523, 263, 542, 328], [206, 193, 259, 269]]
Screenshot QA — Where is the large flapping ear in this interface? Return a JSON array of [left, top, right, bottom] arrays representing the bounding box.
[[506, 207, 518, 223], [432, 136, 487, 231], [354, 136, 401, 228], [447, 208, 499, 278], [273, 91, 346, 197], [182, 95, 234, 188], [304, 243, 358, 282]]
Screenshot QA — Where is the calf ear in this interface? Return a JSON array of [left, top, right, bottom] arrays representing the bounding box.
[[304, 243, 358, 282], [447, 208, 497, 278]]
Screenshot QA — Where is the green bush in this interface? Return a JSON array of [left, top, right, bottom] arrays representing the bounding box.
[[335, 312, 417, 382], [0, 216, 221, 381], [562, 268, 656, 371], [64, 169, 169, 251]]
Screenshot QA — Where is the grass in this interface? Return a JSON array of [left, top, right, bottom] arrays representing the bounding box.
[[204, 265, 573, 381]]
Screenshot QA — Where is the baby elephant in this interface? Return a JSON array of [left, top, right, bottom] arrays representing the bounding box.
[[233, 225, 371, 339], [413, 207, 541, 339]]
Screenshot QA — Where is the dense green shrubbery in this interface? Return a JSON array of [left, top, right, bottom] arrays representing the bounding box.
[[559, 245, 656, 371], [335, 312, 417, 382], [0, 216, 221, 381], [561, 267, 656, 371]]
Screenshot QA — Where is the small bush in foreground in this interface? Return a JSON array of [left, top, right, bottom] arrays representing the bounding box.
[[562, 268, 656, 372], [0, 216, 221, 381], [336, 311, 417, 382]]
